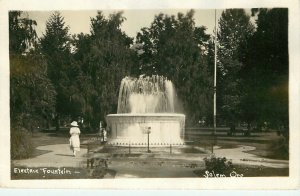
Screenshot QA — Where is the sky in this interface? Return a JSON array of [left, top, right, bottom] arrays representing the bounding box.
[[26, 9, 225, 39]]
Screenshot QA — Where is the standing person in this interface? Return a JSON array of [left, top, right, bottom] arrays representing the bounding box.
[[102, 128, 107, 143], [98, 121, 103, 141], [69, 121, 81, 157]]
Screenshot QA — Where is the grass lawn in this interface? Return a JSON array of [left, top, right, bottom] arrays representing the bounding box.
[[191, 132, 288, 160]]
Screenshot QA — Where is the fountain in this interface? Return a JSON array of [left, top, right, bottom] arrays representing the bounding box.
[[106, 75, 185, 146]]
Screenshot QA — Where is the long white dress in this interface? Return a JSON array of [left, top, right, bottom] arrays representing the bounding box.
[[69, 127, 81, 152]]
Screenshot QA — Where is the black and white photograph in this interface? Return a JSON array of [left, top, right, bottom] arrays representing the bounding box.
[[0, 0, 299, 190]]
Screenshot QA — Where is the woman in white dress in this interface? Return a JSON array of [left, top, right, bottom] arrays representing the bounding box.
[[69, 121, 81, 156]]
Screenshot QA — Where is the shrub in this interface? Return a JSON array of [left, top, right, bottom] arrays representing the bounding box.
[[269, 137, 289, 160], [203, 155, 233, 175], [11, 126, 34, 159]]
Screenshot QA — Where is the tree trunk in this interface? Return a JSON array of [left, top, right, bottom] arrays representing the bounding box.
[[55, 114, 60, 131], [247, 121, 251, 130]]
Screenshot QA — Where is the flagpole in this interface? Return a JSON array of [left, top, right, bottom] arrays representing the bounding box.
[[213, 9, 217, 136]]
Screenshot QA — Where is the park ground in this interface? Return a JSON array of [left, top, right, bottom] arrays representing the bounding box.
[[11, 128, 289, 179]]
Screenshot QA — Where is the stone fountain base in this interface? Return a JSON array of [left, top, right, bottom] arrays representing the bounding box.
[[106, 113, 185, 146]]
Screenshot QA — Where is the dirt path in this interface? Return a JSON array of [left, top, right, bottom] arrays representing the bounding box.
[[13, 144, 87, 168]]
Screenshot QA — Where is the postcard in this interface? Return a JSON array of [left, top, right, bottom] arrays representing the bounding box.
[[0, 0, 299, 189]]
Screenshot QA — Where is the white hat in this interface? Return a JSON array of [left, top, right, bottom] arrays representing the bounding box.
[[71, 121, 78, 127]]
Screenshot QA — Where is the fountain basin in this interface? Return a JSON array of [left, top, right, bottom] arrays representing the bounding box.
[[106, 113, 185, 146]]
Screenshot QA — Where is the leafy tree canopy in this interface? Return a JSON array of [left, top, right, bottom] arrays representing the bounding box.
[[9, 11, 37, 54], [135, 10, 212, 125]]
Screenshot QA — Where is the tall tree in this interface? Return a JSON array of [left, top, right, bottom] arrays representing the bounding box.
[[9, 11, 56, 158], [241, 8, 288, 132], [136, 10, 212, 125], [73, 11, 138, 128], [10, 11, 56, 130], [40, 11, 74, 130], [217, 9, 254, 130]]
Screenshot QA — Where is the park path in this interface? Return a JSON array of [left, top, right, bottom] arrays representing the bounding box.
[[13, 144, 87, 168], [213, 145, 289, 168]]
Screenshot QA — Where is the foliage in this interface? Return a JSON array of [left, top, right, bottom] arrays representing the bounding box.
[[9, 9, 289, 135], [10, 53, 56, 159], [135, 10, 212, 125], [217, 9, 254, 128], [40, 11, 71, 56], [11, 125, 34, 159], [269, 136, 289, 160], [40, 11, 75, 129], [9, 11, 56, 159], [203, 155, 233, 175], [10, 54, 57, 129], [9, 11, 37, 54], [73, 11, 138, 128], [241, 8, 288, 131]]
